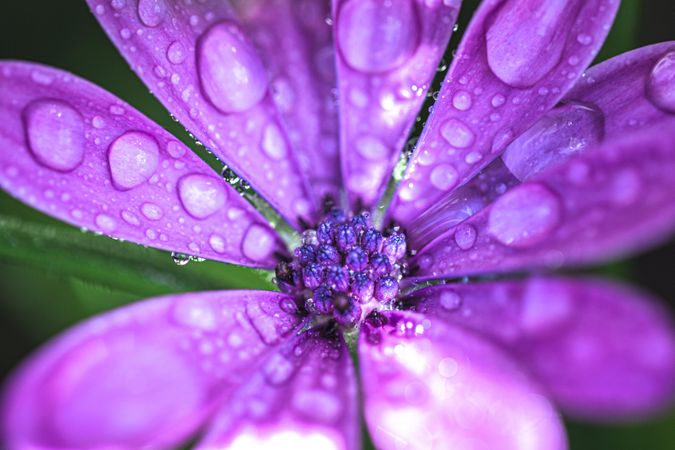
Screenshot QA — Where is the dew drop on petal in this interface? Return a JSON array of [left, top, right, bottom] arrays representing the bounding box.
[[242, 224, 275, 262], [453, 223, 477, 250], [95, 213, 117, 233], [197, 21, 268, 113], [647, 51, 675, 114], [166, 41, 188, 65], [172, 295, 218, 331], [108, 131, 160, 190], [430, 164, 459, 191], [440, 118, 474, 148], [356, 135, 389, 161], [166, 140, 186, 159], [488, 183, 562, 247], [452, 90, 472, 111], [137, 0, 167, 27], [337, 0, 419, 73], [261, 123, 288, 160], [439, 290, 462, 311], [23, 99, 85, 172], [209, 234, 226, 253], [177, 174, 227, 219], [140, 202, 163, 221]]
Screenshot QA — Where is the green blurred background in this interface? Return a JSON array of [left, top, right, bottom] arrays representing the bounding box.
[[0, 1, 674, 449]]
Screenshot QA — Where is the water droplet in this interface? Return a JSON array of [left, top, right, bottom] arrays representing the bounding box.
[[263, 353, 295, 385], [488, 183, 562, 247], [137, 0, 167, 27], [337, 0, 419, 73], [491, 93, 506, 108], [502, 102, 605, 181], [452, 90, 472, 111], [464, 151, 482, 164], [261, 123, 287, 160], [141, 202, 163, 220], [166, 41, 187, 65], [356, 135, 389, 161], [171, 252, 191, 266], [293, 389, 342, 423], [491, 127, 515, 154], [197, 21, 268, 113], [166, 140, 186, 159], [95, 214, 117, 233], [486, 0, 570, 87], [430, 164, 459, 191], [647, 51, 675, 114], [121, 210, 141, 226], [576, 33, 592, 46], [23, 99, 85, 172], [610, 168, 641, 206], [440, 118, 474, 148], [177, 174, 227, 219], [209, 234, 226, 253], [108, 131, 160, 190], [439, 290, 462, 311], [454, 223, 477, 250], [172, 295, 218, 330], [242, 224, 276, 262], [92, 115, 105, 129]]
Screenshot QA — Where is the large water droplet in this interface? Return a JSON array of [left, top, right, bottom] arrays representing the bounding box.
[[356, 135, 389, 161], [197, 21, 268, 113], [137, 0, 167, 27], [486, 0, 570, 87], [502, 102, 605, 181], [452, 90, 472, 111], [177, 174, 227, 219], [261, 123, 287, 160], [453, 223, 477, 250], [242, 224, 275, 262], [488, 183, 562, 247], [337, 0, 420, 73], [647, 51, 675, 114], [108, 131, 160, 190], [23, 99, 85, 172], [430, 164, 459, 191], [171, 252, 191, 266], [440, 118, 474, 148]]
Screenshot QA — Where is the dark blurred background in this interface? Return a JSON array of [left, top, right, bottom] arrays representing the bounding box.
[[0, 1, 674, 449]]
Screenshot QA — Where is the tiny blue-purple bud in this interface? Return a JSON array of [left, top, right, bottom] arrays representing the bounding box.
[[326, 265, 350, 292], [302, 263, 324, 289], [351, 212, 371, 232], [345, 247, 368, 271], [309, 286, 334, 315], [370, 253, 392, 278], [362, 228, 383, 254], [351, 271, 374, 303], [317, 222, 334, 244], [316, 244, 340, 265], [382, 232, 407, 260], [325, 208, 347, 224], [335, 223, 357, 252], [375, 276, 399, 302], [294, 244, 316, 265], [333, 294, 362, 328]]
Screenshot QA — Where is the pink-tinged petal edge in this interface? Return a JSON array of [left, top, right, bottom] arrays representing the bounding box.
[[232, 0, 341, 202], [413, 122, 675, 278], [359, 310, 567, 450], [1, 290, 302, 450], [406, 278, 675, 420], [0, 61, 284, 267], [503, 41, 675, 181], [86, 0, 315, 228], [333, 0, 462, 208], [389, 0, 620, 228], [196, 327, 359, 450]]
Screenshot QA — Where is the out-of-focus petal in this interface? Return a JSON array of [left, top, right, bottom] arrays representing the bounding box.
[[86, 0, 315, 228], [232, 0, 340, 201], [1, 290, 303, 450], [333, 0, 462, 208], [359, 310, 567, 450], [196, 327, 359, 450], [504, 41, 675, 181], [406, 278, 675, 420], [389, 0, 619, 227], [413, 123, 675, 277], [0, 61, 284, 267]]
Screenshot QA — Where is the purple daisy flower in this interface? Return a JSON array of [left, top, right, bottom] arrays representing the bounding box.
[[1, 0, 675, 449]]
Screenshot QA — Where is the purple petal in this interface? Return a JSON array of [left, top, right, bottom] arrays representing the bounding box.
[[232, 0, 340, 201], [388, 0, 619, 227], [333, 0, 461, 207], [86, 0, 315, 227], [413, 123, 675, 277], [504, 41, 675, 181], [0, 61, 283, 267], [359, 310, 567, 449], [2, 290, 302, 450], [406, 278, 675, 420], [196, 328, 359, 450]]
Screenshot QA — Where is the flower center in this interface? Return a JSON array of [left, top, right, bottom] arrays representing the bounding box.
[[275, 208, 408, 328]]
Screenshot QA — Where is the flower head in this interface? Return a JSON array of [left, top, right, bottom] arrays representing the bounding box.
[[1, 0, 674, 449]]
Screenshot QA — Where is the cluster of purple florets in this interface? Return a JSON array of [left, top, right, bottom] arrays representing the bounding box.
[[275, 208, 408, 328]]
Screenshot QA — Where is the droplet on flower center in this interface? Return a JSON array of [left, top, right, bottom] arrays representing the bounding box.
[[275, 209, 409, 329]]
